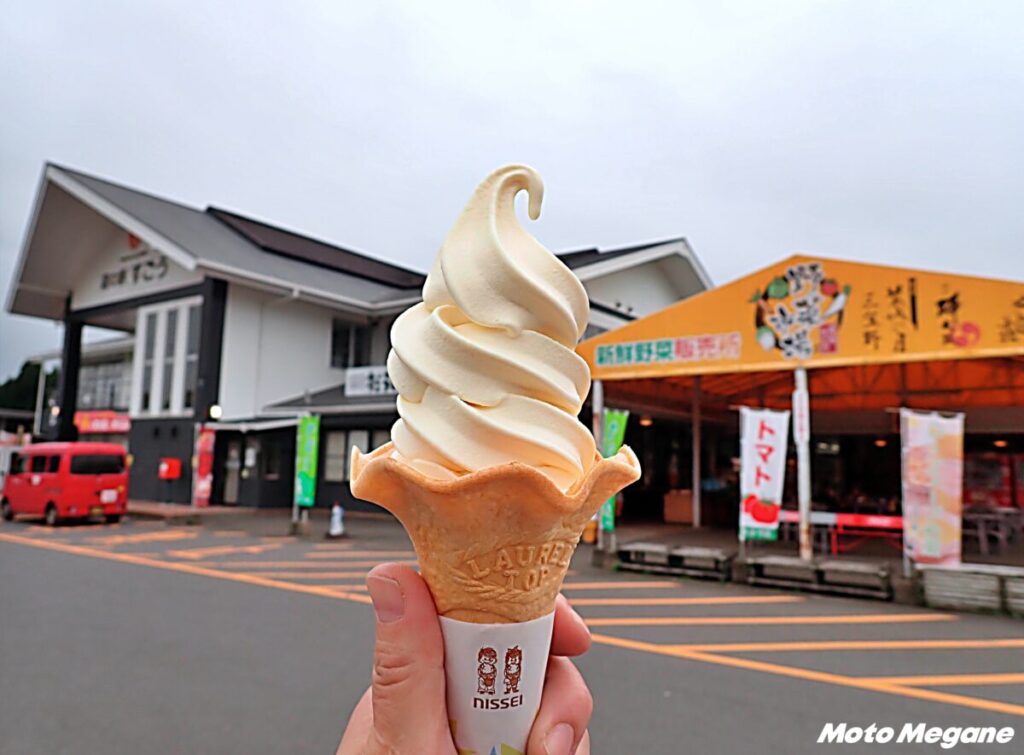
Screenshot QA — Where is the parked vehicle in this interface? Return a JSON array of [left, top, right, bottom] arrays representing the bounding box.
[[0, 445, 23, 488], [1, 442, 128, 525]]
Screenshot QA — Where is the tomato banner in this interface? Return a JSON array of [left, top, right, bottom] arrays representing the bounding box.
[[739, 407, 791, 542]]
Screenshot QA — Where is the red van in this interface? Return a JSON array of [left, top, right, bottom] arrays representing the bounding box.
[[1, 442, 128, 526]]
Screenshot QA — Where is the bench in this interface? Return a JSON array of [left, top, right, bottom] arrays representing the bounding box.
[[918, 563, 1024, 615], [617, 542, 734, 581], [745, 555, 893, 600]]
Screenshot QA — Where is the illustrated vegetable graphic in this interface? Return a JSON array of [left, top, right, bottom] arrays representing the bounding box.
[[742, 494, 779, 523]]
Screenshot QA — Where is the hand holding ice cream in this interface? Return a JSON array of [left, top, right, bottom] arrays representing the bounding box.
[[350, 164, 639, 754]]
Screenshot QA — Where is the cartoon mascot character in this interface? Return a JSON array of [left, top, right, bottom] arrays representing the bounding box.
[[477, 647, 498, 695], [504, 646, 523, 694]]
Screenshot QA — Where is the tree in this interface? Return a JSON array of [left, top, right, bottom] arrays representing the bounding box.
[[0, 362, 57, 410]]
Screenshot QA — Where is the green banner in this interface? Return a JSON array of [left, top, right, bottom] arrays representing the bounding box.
[[294, 415, 320, 508], [599, 409, 630, 531]]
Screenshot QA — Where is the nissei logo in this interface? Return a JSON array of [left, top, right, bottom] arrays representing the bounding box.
[[473, 694, 524, 710]]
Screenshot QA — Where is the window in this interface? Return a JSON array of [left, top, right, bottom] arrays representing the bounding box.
[[263, 442, 282, 480], [348, 430, 369, 482], [46, 456, 60, 473], [132, 298, 202, 417], [331, 320, 372, 369], [77, 361, 131, 410], [141, 312, 157, 410], [161, 308, 177, 411], [371, 429, 391, 450], [70, 455, 125, 475], [324, 431, 347, 482], [183, 305, 200, 409], [30, 456, 47, 473], [9, 454, 25, 475]]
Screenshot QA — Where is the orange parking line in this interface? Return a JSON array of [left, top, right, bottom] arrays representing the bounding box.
[[0, 532, 372, 605], [560, 581, 679, 591], [585, 613, 956, 627], [88, 530, 197, 546], [591, 634, 1024, 718], [202, 561, 405, 569], [304, 550, 416, 559], [243, 571, 377, 579], [860, 673, 1024, 686], [665, 638, 1024, 653], [570, 595, 802, 607]]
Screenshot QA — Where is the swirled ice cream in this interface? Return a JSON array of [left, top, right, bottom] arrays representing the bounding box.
[[386, 165, 597, 491]]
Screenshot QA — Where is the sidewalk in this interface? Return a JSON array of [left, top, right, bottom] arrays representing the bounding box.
[[614, 520, 1024, 568]]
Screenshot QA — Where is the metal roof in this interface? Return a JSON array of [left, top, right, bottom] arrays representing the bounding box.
[[8, 164, 710, 323]]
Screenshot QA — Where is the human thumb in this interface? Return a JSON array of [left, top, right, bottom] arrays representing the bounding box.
[[364, 563, 452, 753]]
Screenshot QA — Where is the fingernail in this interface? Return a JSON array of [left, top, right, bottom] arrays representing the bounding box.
[[367, 575, 404, 623], [544, 723, 574, 755]]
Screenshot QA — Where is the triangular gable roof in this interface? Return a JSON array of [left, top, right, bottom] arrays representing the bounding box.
[[578, 254, 1024, 380]]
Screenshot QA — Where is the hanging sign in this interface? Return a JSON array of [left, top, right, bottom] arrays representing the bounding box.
[[294, 416, 321, 508], [345, 366, 397, 397], [598, 409, 630, 532], [739, 407, 791, 541], [900, 409, 964, 565]]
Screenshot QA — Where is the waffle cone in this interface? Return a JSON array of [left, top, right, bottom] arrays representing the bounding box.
[[350, 442, 640, 623]]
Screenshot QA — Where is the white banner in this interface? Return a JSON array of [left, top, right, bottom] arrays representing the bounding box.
[[900, 409, 965, 566], [739, 407, 791, 542], [440, 612, 555, 755]]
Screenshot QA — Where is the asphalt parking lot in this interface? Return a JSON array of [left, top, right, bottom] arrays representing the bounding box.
[[2, 514, 1022, 753]]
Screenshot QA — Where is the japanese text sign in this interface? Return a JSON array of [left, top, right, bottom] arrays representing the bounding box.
[[739, 407, 791, 542]]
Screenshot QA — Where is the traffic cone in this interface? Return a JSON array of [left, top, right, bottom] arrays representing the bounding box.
[[326, 503, 346, 539]]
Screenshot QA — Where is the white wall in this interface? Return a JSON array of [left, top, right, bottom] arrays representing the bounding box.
[[218, 285, 347, 419], [72, 235, 201, 310], [583, 262, 686, 318]]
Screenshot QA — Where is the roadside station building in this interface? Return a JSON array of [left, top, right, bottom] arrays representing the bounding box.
[[577, 255, 1024, 534], [6, 164, 711, 508]]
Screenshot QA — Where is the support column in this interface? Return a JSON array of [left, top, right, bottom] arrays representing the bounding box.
[[56, 319, 83, 441], [793, 368, 813, 561], [692, 375, 702, 528], [590, 380, 606, 562], [195, 277, 227, 421], [33, 360, 47, 436]]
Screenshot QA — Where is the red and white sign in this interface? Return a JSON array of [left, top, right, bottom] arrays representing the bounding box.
[[191, 426, 216, 508], [74, 410, 131, 434], [739, 407, 791, 541]]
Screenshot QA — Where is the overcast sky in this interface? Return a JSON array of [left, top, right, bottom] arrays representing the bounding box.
[[2, 1, 1022, 381]]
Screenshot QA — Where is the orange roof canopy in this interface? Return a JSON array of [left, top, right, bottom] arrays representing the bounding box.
[[578, 255, 1024, 413]]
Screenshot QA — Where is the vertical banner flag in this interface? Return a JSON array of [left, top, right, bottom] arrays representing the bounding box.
[[294, 415, 321, 508], [191, 425, 216, 507], [599, 409, 630, 531], [739, 407, 791, 541], [900, 409, 965, 566]]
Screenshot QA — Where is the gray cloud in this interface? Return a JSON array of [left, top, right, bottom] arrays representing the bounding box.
[[2, 0, 1022, 380]]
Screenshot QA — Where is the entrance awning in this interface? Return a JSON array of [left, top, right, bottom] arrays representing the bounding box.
[[578, 255, 1024, 413]]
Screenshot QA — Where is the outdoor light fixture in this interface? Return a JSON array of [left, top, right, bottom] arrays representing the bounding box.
[[993, 439, 1008, 448], [874, 438, 888, 448], [208, 404, 223, 420], [639, 415, 653, 427]]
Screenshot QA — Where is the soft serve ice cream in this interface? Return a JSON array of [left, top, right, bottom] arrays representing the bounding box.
[[386, 164, 597, 491]]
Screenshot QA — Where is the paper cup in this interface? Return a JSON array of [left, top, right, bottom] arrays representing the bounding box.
[[440, 612, 555, 754]]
